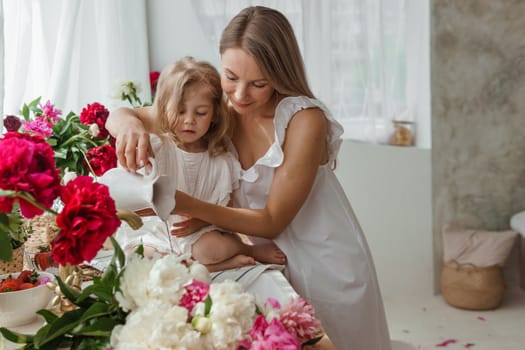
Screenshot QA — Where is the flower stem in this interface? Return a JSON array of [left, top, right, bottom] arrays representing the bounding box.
[[16, 192, 59, 216], [61, 133, 99, 149]]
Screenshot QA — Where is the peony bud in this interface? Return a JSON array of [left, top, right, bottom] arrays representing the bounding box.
[[3, 115, 22, 131], [88, 123, 100, 137], [191, 316, 212, 334], [117, 209, 143, 230]]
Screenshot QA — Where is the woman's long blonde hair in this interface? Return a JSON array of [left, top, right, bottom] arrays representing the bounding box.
[[153, 56, 231, 155], [220, 6, 315, 98]]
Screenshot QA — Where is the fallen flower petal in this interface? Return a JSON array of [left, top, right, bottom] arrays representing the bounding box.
[[477, 316, 486, 321], [436, 339, 458, 347], [464, 343, 475, 348]]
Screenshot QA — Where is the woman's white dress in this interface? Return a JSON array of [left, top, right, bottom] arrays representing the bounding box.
[[231, 96, 392, 350], [116, 134, 240, 255]]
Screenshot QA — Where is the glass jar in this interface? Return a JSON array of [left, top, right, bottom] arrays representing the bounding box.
[[390, 120, 416, 146]]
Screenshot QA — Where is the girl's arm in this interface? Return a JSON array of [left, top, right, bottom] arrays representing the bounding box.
[[106, 106, 156, 171], [175, 108, 328, 239]]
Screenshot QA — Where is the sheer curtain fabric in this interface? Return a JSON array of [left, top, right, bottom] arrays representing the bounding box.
[[1, 0, 150, 119]]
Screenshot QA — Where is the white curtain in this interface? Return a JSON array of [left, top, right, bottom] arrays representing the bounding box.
[[1, 0, 150, 117], [191, 0, 430, 147]]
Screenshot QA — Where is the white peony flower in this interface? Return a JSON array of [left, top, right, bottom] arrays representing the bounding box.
[[189, 262, 211, 283], [148, 254, 193, 305], [115, 254, 156, 311], [111, 303, 201, 350], [206, 281, 256, 350]]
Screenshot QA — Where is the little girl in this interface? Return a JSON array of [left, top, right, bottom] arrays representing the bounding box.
[[116, 57, 285, 271]]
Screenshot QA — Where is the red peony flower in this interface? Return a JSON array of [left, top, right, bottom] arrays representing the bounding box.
[[3, 115, 22, 132], [79, 102, 110, 139], [52, 176, 121, 265], [86, 144, 117, 176], [0, 132, 61, 218]]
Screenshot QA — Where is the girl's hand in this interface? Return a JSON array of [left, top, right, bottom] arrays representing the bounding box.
[[107, 106, 155, 171], [171, 215, 209, 237]]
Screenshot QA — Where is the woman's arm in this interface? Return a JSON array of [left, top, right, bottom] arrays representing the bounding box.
[[175, 108, 328, 239], [106, 106, 156, 171]]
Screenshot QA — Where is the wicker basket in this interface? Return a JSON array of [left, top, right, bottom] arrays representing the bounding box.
[[23, 214, 58, 270], [0, 245, 25, 274], [440, 261, 504, 310]]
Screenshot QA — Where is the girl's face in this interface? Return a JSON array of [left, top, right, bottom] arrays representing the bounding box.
[[220, 48, 275, 116], [174, 83, 214, 152]]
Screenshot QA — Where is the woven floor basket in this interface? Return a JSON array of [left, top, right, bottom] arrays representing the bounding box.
[[0, 245, 25, 274], [440, 261, 504, 310]]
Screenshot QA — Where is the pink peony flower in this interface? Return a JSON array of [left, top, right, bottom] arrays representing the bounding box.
[[39, 100, 62, 123], [21, 117, 53, 138], [179, 279, 210, 314], [0, 132, 61, 218], [241, 315, 300, 350], [278, 298, 322, 342]]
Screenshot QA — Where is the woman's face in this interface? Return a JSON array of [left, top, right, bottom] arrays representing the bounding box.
[[220, 48, 275, 116]]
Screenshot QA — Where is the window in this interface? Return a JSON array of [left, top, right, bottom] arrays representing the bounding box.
[[192, 0, 430, 148]]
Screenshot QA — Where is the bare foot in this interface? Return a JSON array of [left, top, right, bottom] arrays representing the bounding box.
[[249, 243, 286, 265], [205, 254, 256, 272]]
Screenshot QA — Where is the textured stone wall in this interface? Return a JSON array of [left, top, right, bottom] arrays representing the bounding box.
[[431, 0, 525, 289]]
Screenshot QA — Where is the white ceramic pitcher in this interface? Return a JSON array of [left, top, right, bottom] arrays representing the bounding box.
[[98, 158, 176, 221]]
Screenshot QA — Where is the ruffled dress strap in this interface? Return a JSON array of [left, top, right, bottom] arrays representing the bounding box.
[[273, 96, 344, 165]]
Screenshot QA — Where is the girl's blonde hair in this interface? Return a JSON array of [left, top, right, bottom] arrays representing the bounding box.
[[153, 56, 231, 155], [220, 6, 314, 98]]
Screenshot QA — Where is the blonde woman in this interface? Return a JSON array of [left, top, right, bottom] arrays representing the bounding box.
[[115, 56, 286, 271], [108, 7, 391, 350]]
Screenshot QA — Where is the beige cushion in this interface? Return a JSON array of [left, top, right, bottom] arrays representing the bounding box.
[[442, 225, 517, 267]]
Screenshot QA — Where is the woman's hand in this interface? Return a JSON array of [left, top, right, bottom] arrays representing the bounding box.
[[106, 106, 155, 171], [170, 215, 210, 237]]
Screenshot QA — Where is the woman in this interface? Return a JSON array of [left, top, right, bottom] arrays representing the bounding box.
[[107, 6, 391, 350]]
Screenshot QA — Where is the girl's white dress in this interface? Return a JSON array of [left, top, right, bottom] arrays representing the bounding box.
[[231, 96, 392, 350], [116, 134, 240, 255]]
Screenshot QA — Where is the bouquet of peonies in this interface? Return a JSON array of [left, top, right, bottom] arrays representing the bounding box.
[[3, 97, 117, 178], [0, 128, 323, 349], [0, 98, 118, 263]]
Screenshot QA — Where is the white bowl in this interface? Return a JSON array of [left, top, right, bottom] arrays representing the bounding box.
[[0, 271, 54, 327]]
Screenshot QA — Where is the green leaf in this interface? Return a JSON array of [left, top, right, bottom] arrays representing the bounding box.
[[21, 104, 30, 121], [111, 236, 125, 269], [55, 276, 93, 308], [28, 96, 41, 109], [77, 283, 113, 304], [204, 295, 213, 317], [34, 308, 85, 347], [78, 302, 111, 323], [0, 327, 34, 344], [36, 309, 59, 324], [0, 231, 13, 261], [72, 317, 116, 337]]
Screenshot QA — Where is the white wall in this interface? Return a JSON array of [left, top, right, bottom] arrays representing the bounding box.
[[146, 0, 434, 299], [335, 141, 433, 298], [146, 0, 218, 71]]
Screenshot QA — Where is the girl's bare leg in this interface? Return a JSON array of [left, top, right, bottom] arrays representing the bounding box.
[[204, 254, 256, 272], [192, 231, 286, 266]]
